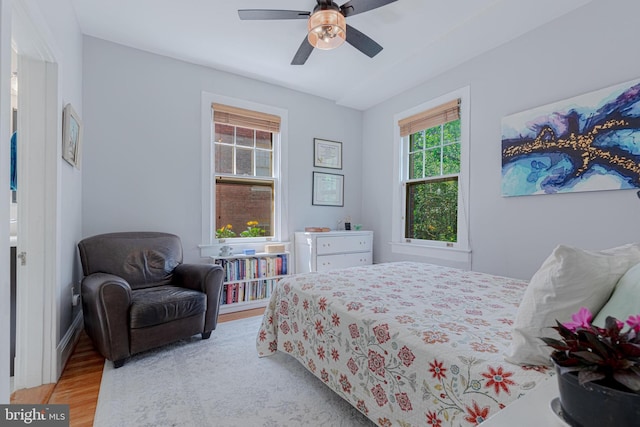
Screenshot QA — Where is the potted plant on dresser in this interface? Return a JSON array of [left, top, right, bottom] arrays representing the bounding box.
[[541, 307, 640, 427]]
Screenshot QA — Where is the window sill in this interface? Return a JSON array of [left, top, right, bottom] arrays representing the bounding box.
[[390, 241, 471, 269], [199, 240, 290, 258]]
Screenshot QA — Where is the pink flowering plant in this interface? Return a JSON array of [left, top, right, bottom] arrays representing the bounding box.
[[541, 307, 640, 393]]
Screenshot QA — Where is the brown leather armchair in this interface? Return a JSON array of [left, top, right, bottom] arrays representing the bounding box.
[[78, 232, 224, 368]]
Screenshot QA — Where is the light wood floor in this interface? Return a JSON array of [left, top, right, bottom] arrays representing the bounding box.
[[10, 307, 264, 427]]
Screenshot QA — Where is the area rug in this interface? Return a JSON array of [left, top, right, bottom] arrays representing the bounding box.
[[93, 315, 373, 426]]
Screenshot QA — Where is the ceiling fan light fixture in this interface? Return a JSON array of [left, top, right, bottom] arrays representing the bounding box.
[[307, 8, 346, 50]]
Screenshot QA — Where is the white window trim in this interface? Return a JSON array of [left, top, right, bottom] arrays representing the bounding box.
[[199, 92, 289, 258], [391, 86, 471, 267]]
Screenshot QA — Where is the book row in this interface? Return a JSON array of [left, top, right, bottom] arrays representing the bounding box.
[[215, 254, 289, 282], [221, 279, 277, 305]]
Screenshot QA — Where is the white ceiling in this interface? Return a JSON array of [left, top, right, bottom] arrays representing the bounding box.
[[70, 0, 592, 111]]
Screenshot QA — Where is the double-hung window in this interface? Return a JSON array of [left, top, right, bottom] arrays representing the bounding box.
[[201, 95, 288, 256], [213, 103, 278, 240], [392, 87, 470, 266], [403, 99, 460, 242]]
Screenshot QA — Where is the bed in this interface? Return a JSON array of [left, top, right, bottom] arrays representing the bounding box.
[[256, 261, 553, 426]]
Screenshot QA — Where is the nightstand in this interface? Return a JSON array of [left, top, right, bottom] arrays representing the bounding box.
[[482, 376, 566, 426]]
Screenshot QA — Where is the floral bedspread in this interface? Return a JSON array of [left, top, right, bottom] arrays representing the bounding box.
[[256, 262, 552, 426]]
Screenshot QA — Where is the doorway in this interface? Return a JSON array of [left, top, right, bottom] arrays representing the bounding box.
[[10, 1, 59, 390], [9, 47, 17, 380]]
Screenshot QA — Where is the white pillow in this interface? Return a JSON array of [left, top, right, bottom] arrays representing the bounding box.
[[593, 262, 640, 327], [504, 243, 640, 366]]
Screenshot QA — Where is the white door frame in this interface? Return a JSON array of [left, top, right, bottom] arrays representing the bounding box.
[[0, 0, 13, 403], [11, 0, 59, 389]]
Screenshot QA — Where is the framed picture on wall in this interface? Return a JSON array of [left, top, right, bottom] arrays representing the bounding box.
[[62, 103, 82, 169], [314, 138, 342, 169], [312, 172, 344, 206]]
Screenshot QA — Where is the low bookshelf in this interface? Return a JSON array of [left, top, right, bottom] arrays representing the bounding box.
[[211, 252, 290, 314]]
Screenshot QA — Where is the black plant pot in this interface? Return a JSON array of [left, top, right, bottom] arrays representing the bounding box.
[[556, 366, 640, 427]]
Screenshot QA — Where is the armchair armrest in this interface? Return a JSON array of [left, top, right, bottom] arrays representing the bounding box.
[[81, 273, 132, 363], [173, 264, 224, 332]]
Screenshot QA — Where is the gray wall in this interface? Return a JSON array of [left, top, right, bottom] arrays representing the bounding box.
[[81, 37, 363, 263], [362, 0, 640, 280], [82, 0, 639, 279], [35, 0, 84, 354]]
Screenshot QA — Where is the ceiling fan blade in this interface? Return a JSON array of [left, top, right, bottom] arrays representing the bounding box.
[[291, 37, 314, 65], [340, 0, 397, 18], [345, 24, 382, 58], [238, 9, 310, 20]]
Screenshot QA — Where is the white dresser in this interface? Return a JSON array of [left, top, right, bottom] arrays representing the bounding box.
[[294, 230, 373, 273]]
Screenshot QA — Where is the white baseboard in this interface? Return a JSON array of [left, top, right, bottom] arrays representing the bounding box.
[[56, 311, 83, 379]]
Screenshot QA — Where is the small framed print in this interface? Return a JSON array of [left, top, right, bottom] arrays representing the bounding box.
[[314, 138, 342, 169], [312, 172, 344, 207], [62, 103, 82, 169]]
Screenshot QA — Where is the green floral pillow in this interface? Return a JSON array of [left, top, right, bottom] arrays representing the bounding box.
[[593, 261, 640, 327]]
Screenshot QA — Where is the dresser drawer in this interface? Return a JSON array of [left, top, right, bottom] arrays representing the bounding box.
[[316, 235, 373, 255], [294, 230, 374, 273], [316, 252, 373, 272]]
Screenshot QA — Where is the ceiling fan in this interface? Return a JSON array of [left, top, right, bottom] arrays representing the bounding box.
[[238, 0, 398, 65]]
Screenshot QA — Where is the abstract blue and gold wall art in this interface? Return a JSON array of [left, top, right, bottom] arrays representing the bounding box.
[[501, 78, 640, 196]]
